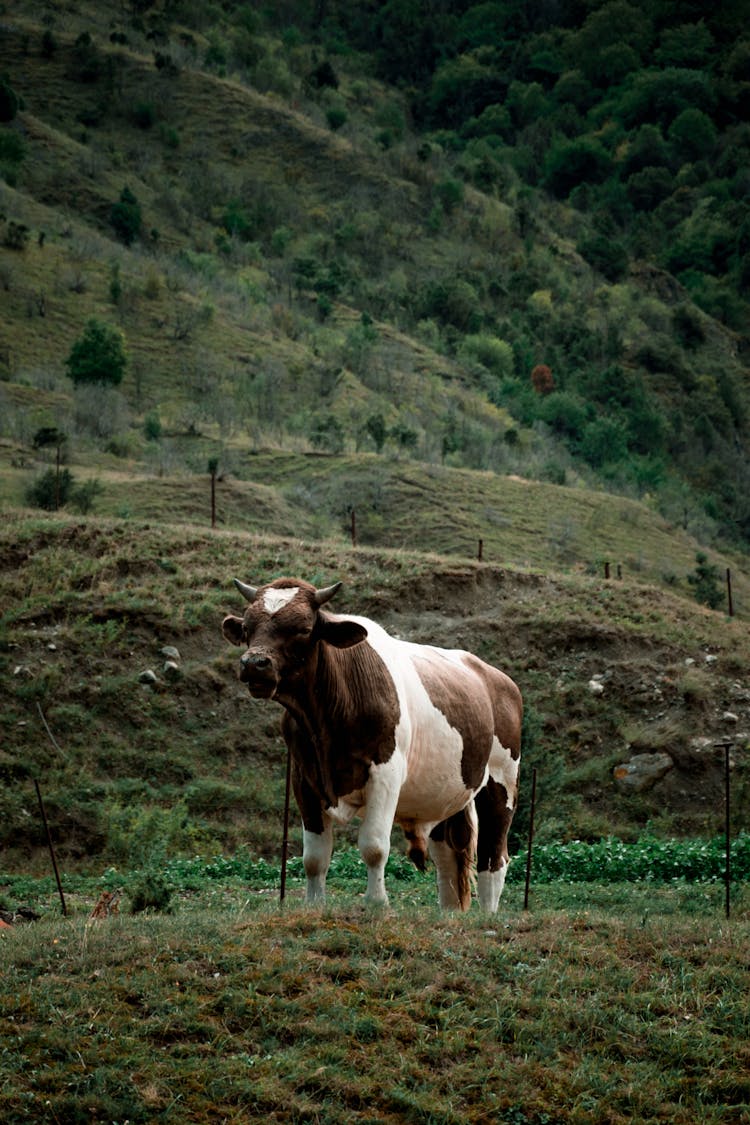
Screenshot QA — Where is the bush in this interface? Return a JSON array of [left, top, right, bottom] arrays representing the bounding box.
[[310, 414, 344, 453], [110, 186, 142, 246], [66, 319, 127, 387], [129, 871, 173, 914], [459, 334, 515, 379], [579, 415, 629, 467], [687, 552, 724, 610], [0, 75, 19, 122], [144, 411, 162, 441], [543, 137, 612, 197], [577, 234, 629, 279], [326, 106, 347, 131], [26, 468, 74, 510], [540, 391, 590, 441]]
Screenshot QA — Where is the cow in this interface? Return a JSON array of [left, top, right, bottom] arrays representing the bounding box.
[[222, 576, 522, 912]]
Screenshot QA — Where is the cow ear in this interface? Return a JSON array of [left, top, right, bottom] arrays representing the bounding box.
[[319, 618, 368, 650], [222, 615, 244, 646]]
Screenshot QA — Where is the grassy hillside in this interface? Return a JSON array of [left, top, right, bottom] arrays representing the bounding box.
[[1, 881, 749, 1124], [1, 0, 749, 551], [2, 511, 748, 875]]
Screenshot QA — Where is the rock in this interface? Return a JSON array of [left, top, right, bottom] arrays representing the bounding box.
[[13, 665, 32, 677], [613, 752, 674, 792], [161, 646, 181, 661], [588, 679, 605, 696], [138, 669, 159, 686], [163, 660, 181, 682], [722, 711, 739, 724]]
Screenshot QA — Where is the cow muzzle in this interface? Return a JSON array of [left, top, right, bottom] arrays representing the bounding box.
[[239, 650, 278, 696]]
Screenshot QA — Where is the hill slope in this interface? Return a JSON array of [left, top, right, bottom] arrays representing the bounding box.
[[2, 512, 747, 872], [1, 0, 749, 549]]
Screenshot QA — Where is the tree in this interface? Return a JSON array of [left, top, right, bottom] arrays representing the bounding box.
[[531, 364, 554, 395], [0, 75, 19, 122], [687, 552, 723, 610], [26, 468, 74, 511], [365, 413, 387, 453], [66, 319, 127, 387], [110, 186, 142, 246], [543, 137, 612, 198]]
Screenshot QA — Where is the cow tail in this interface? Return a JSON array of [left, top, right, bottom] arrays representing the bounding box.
[[446, 802, 478, 911]]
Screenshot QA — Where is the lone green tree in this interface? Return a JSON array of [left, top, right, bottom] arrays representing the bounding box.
[[110, 186, 142, 246], [687, 552, 723, 610], [66, 319, 127, 386]]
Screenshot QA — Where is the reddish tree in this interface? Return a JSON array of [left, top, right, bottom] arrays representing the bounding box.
[[531, 364, 555, 395]]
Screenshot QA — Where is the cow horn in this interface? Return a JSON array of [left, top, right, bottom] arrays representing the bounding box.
[[314, 581, 342, 606], [233, 578, 258, 602]]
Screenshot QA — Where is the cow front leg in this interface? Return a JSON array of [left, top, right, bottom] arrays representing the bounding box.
[[358, 758, 404, 907], [303, 816, 333, 904]]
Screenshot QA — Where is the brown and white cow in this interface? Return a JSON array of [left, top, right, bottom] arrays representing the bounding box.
[[222, 577, 522, 911]]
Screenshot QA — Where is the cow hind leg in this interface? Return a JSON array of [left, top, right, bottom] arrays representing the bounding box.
[[475, 777, 514, 913], [428, 803, 478, 911]]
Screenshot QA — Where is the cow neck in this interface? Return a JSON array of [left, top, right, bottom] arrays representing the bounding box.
[[275, 641, 338, 755]]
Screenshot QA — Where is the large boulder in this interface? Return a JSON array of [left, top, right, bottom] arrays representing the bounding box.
[[613, 752, 674, 792]]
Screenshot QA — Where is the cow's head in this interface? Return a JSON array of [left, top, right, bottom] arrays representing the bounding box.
[[222, 577, 367, 698]]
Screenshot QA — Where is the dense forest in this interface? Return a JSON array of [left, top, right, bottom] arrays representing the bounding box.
[[1, 0, 749, 547]]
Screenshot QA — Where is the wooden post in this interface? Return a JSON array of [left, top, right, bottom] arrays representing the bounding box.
[[34, 780, 67, 916], [280, 745, 293, 905], [351, 509, 357, 547], [478, 538, 483, 562], [725, 743, 731, 920], [523, 767, 538, 911], [208, 458, 219, 529], [726, 568, 734, 617], [617, 564, 622, 580], [604, 561, 610, 580]]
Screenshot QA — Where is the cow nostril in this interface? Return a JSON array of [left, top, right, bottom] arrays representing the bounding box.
[[242, 653, 271, 671]]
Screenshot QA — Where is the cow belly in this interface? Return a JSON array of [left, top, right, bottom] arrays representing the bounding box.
[[396, 720, 489, 824], [395, 665, 493, 823]]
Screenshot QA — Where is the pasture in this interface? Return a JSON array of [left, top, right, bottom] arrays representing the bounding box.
[[2, 862, 749, 1125], [2, 747, 749, 1119]]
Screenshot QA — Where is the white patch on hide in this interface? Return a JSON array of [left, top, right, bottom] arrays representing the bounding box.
[[489, 736, 520, 809], [262, 587, 300, 615]]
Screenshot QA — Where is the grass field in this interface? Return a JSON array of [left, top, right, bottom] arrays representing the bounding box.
[[2, 869, 749, 1125]]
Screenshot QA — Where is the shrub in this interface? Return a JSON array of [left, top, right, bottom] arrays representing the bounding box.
[[66, 319, 127, 387], [129, 871, 173, 914], [668, 108, 717, 163], [579, 415, 629, 467], [326, 106, 347, 131], [435, 178, 464, 213], [0, 75, 19, 122], [687, 552, 724, 610], [543, 137, 612, 198], [69, 477, 103, 514], [2, 220, 29, 250], [26, 468, 74, 510], [530, 364, 554, 395], [577, 234, 629, 279], [132, 101, 155, 129], [626, 166, 674, 211], [540, 391, 590, 441], [310, 414, 344, 453], [110, 186, 142, 246], [459, 334, 515, 379], [144, 411, 162, 441], [365, 412, 387, 453]]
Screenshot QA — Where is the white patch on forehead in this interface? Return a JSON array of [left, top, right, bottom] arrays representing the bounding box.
[[262, 587, 300, 615]]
